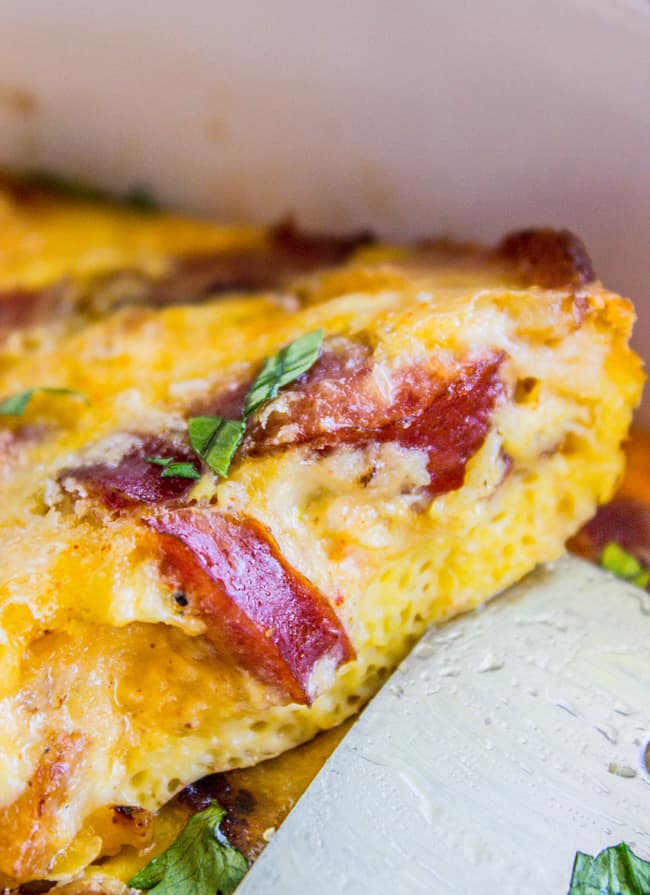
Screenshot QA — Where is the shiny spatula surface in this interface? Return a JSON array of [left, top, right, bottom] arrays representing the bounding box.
[[238, 556, 650, 894]]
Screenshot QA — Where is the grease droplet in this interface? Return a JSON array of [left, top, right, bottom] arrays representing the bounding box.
[[608, 763, 637, 779], [477, 652, 504, 673]]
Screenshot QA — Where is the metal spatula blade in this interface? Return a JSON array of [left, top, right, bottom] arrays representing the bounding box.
[[238, 556, 650, 895]]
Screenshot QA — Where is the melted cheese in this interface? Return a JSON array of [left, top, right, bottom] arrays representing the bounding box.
[[0, 186, 643, 887], [0, 187, 263, 290]]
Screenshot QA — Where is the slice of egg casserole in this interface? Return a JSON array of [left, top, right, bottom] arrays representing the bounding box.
[[0, 179, 644, 891]]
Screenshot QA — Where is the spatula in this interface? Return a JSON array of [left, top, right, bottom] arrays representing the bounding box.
[[237, 555, 650, 894]]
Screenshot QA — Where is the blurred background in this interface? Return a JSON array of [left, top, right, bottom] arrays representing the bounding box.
[[1, 0, 648, 415]]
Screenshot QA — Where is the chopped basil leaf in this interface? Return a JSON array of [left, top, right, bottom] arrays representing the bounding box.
[[15, 169, 158, 211], [601, 542, 650, 590], [188, 416, 246, 478], [243, 328, 324, 418], [123, 184, 159, 211], [145, 457, 200, 480], [0, 387, 89, 416], [162, 462, 201, 480], [183, 330, 324, 478], [15, 170, 111, 203], [568, 842, 650, 894], [146, 457, 172, 467], [129, 801, 248, 895]]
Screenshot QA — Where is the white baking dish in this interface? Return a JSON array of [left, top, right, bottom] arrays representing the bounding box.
[[0, 0, 647, 412], [0, 4, 648, 890]]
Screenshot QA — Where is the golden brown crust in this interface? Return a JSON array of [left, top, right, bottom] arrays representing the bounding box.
[[0, 285, 73, 332], [0, 222, 597, 336], [0, 181, 642, 890], [569, 496, 650, 568], [0, 221, 371, 332], [496, 228, 595, 289], [0, 734, 86, 880]]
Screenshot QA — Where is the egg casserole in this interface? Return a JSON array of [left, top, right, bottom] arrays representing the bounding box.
[[0, 179, 643, 891]]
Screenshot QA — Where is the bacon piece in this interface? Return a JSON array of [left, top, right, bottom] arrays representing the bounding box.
[[497, 228, 595, 289], [243, 343, 412, 449], [148, 221, 373, 304], [0, 284, 71, 331], [0, 733, 86, 880], [60, 435, 198, 509], [192, 376, 253, 421], [569, 497, 650, 568], [147, 509, 354, 704], [177, 773, 255, 856], [0, 424, 49, 463], [246, 351, 504, 498], [0, 221, 370, 329], [371, 358, 504, 495]]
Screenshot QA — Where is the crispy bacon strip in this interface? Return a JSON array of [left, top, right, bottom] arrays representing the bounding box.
[[148, 221, 373, 305], [569, 497, 650, 568], [0, 222, 371, 331], [63, 352, 503, 516], [63, 344, 503, 515], [60, 435, 199, 508], [0, 284, 71, 332], [147, 510, 354, 704], [497, 228, 595, 289], [370, 358, 505, 495], [246, 351, 504, 497]]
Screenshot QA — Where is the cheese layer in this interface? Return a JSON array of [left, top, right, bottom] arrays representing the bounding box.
[[0, 189, 643, 886]]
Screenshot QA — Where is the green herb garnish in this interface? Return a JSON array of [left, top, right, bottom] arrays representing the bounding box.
[[187, 329, 324, 478], [243, 328, 324, 418], [600, 543, 650, 590], [568, 842, 650, 894], [129, 801, 248, 895], [145, 457, 201, 480], [122, 185, 159, 211], [0, 387, 89, 416], [188, 417, 247, 478], [14, 170, 158, 211], [15, 170, 110, 203]]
